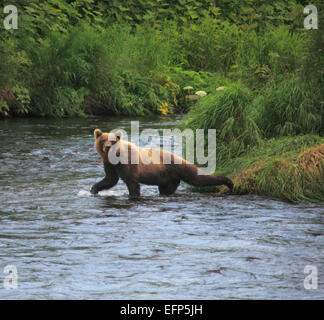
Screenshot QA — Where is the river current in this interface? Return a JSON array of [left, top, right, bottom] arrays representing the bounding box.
[[0, 117, 323, 299]]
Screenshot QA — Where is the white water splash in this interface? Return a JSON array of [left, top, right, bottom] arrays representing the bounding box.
[[77, 190, 92, 197]]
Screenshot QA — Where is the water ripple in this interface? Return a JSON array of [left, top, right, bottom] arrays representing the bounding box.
[[0, 117, 323, 299]]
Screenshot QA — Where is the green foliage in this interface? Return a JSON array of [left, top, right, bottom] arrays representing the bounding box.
[[300, 0, 324, 135], [1, 0, 322, 202], [176, 17, 305, 85], [20, 23, 181, 117], [0, 33, 31, 116], [234, 25, 305, 86], [40, 0, 304, 31], [28, 30, 89, 116], [214, 0, 305, 31], [254, 74, 322, 137], [184, 83, 261, 164], [0, 0, 320, 122], [71, 0, 218, 27], [180, 17, 241, 73], [167, 67, 230, 111], [217, 135, 324, 202]]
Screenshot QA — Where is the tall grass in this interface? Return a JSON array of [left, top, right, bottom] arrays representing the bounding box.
[[0, 36, 31, 116], [26, 24, 181, 117], [217, 135, 324, 202], [179, 18, 305, 86], [0, 11, 317, 120], [253, 74, 322, 137], [184, 83, 261, 165], [234, 25, 305, 86]]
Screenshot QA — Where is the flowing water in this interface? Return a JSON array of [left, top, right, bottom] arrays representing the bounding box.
[[0, 116, 323, 299]]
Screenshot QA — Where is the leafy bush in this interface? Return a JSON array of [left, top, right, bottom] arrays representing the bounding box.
[[167, 67, 231, 112], [180, 17, 241, 73], [0, 36, 31, 116], [29, 29, 91, 116], [234, 25, 306, 87], [177, 18, 305, 89], [24, 24, 181, 117], [214, 0, 305, 31], [0, 0, 318, 120]]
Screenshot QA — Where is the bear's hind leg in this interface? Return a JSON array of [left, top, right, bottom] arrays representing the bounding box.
[[158, 179, 180, 196], [126, 181, 141, 198]]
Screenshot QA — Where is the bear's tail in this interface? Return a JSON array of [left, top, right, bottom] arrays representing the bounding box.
[[179, 163, 234, 190]]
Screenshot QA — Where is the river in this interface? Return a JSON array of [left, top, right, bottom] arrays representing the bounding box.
[[0, 116, 323, 299]]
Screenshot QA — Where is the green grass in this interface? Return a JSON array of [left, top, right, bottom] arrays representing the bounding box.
[[216, 135, 324, 202], [0, 10, 310, 118], [253, 74, 322, 137], [183, 82, 262, 164], [25, 24, 181, 117]]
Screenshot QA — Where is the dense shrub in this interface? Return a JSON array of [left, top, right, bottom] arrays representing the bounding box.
[[6, 24, 181, 117], [234, 25, 305, 87], [0, 0, 320, 120], [180, 17, 241, 73]]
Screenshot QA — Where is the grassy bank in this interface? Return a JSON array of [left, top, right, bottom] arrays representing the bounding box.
[[216, 135, 324, 202], [185, 78, 323, 202]]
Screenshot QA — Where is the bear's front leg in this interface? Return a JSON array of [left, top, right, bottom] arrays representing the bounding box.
[[90, 176, 119, 194], [91, 163, 119, 194]]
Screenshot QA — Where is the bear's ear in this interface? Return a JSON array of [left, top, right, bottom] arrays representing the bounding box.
[[94, 129, 103, 139]]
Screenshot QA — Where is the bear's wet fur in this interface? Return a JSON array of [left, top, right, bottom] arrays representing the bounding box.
[[91, 129, 234, 198]]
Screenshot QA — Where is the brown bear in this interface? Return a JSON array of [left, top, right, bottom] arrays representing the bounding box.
[[91, 128, 234, 197]]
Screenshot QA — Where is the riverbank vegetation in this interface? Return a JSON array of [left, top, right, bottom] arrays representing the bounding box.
[[1, 0, 323, 201], [217, 135, 324, 202]]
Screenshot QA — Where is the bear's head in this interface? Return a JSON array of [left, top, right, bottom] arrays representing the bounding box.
[[93, 129, 122, 162]]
